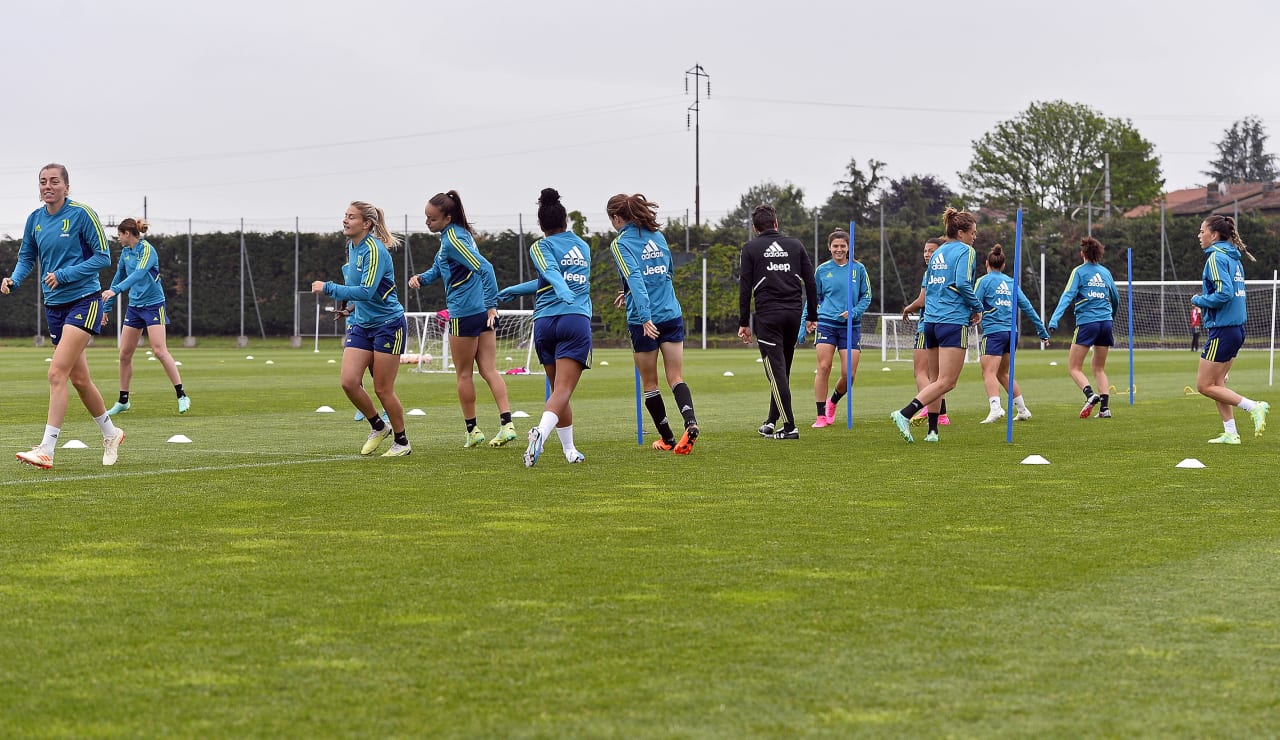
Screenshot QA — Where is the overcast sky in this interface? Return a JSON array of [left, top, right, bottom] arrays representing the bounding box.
[[3, 0, 1276, 238]]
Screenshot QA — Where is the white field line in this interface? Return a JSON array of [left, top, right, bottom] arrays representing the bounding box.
[[1, 454, 362, 487]]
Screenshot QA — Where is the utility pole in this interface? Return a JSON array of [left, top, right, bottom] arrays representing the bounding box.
[[685, 63, 710, 227]]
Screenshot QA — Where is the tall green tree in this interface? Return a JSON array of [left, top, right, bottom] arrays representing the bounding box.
[[879, 174, 955, 228], [720, 181, 811, 239], [960, 100, 1162, 218], [820, 157, 885, 227], [1203, 116, 1279, 183]]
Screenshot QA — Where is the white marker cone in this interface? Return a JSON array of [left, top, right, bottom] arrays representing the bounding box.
[[61, 439, 88, 449], [1176, 458, 1206, 469], [1020, 455, 1051, 465], [407, 408, 426, 416], [316, 405, 335, 413], [511, 410, 531, 418], [167, 435, 192, 444], [245, 355, 254, 360], [723, 371, 735, 377], [265, 360, 274, 365], [600, 361, 610, 366]]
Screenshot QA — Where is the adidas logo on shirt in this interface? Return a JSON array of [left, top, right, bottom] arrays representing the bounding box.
[[996, 282, 1012, 296], [1087, 273, 1107, 287], [763, 242, 788, 258], [561, 246, 589, 268], [930, 253, 948, 271], [641, 240, 663, 261]]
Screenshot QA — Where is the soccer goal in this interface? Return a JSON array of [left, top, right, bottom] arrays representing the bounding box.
[[869, 313, 981, 363], [405, 310, 539, 374], [1116, 279, 1279, 351]]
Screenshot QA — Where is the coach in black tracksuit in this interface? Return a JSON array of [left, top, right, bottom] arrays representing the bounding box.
[[737, 204, 818, 439]]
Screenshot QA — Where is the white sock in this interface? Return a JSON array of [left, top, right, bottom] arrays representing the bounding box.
[[1225, 419, 1239, 435], [1238, 398, 1257, 412], [1013, 395, 1027, 412], [41, 425, 60, 454], [94, 413, 119, 438], [537, 411, 559, 440], [988, 396, 1000, 409], [556, 424, 576, 455]]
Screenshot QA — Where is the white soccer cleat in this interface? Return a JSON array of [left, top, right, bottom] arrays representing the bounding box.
[[381, 442, 412, 457], [17, 445, 54, 469], [103, 428, 125, 466], [523, 428, 544, 467], [1013, 408, 1033, 421], [566, 450, 585, 464], [980, 408, 1006, 424]]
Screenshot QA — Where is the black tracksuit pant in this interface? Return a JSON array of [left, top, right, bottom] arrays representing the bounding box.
[[754, 309, 802, 428]]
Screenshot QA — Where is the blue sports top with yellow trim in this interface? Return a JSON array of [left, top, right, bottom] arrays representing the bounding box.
[[497, 231, 592, 320], [975, 271, 1050, 340], [1190, 241, 1247, 328], [12, 200, 111, 305], [1048, 262, 1118, 330], [103, 239, 165, 313], [922, 240, 981, 325], [814, 258, 871, 326], [322, 235, 404, 328], [414, 223, 498, 318], [610, 224, 680, 326]]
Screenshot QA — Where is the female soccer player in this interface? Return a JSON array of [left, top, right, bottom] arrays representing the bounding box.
[[901, 237, 950, 426], [100, 218, 190, 415], [1191, 214, 1268, 443], [311, 201, 411, 457], [408, 190, 516, 449], [974, 244, 1049, 423], [1, 163, 124, 469], [607, 193, 700, 453], [889, 208, 982, 443], [810, 229, 870, 427], [1048, 236, 1120, 419], [497, 188, 592, 467]]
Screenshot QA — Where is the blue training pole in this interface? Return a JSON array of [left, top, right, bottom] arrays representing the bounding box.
[[1006, 209, 1024, 443], [545, 375, 551, 403], [634, 366, 643, 445], [1127, 248, 1135, 405], [845, 221, 856, 427]]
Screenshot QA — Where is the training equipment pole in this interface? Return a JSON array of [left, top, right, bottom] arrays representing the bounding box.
[[1006, 209, 1024, 443], [1127, 248, 1135, 405], [846, 221, 856, 427], [635, 367, 643, 445], [1269, 270, 1277, 386]]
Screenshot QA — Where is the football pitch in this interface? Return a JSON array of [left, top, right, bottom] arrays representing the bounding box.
[[1, 341, 1277, 736]]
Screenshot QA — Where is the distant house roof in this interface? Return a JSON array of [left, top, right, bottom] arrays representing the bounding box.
[[1124, 181, 1280, 218]]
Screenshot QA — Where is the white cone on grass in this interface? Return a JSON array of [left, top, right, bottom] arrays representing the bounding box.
[[1176, 458, 1206, 469], [723, 371, 735, 377], [167, 435, 192, 444], [61, 439, 88, 449], [511, 410, 530, 418], [407, 408, 426, 416], [316, 405, 335, 413], [1020, 455, 1051, 465]]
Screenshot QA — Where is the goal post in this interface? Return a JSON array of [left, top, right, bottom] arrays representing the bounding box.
[[867, 313, 980, 363], [404, 309, 539, 374], [1115, 279, 1280, 351]]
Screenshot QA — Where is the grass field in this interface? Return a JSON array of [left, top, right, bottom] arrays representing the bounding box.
[[1, 340, 1278, 737]]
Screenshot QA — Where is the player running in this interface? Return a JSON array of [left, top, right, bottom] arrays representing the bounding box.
[[1048, 236, 1120, 419], [607, 193, 700, 454], [101, 218, 191, 416], [974, 244, 1049, 423], [1191, 215, 1269, 443], [408, 190, 516, 449]]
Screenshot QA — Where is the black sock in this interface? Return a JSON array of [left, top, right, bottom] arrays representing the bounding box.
[[500, 411, 512, 426], [816, 401, 827, 416], [1083, 385, 1094, 400], [900, 399, 924, 419], [830, 388, 846, 405], [465, 417, 477, 432], [671, 382, 697, 427], [118, 391, 130, 404], [369, 416, 386, 432], [644, 390, 675, 443], [174, 384, 185, 399], [394, 431, 408, 446], [928, 412, 940, 434], [1099, 394, 1110, 411], [940, 398, 948, 415]]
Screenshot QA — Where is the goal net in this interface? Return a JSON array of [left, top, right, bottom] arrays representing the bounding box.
[[405, 309, 539, 374], [866, 313, 981, 363], [1115, 280, 1279, 351]]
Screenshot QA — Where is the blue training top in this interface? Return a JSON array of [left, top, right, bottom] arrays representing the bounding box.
[[1190, 241, 1247, 329], [610, 224, 680, 326], [1048, 262, 1119, 330], [922, 240, 981, 325], [814, 258, 871, 326], [103, 239, 165, 313], [498, 231, 592, 320], [975, 271, 1049, 340], [322, 234, 404, 328], [12, 199, 111, 305], [415, 223, 498, 318]]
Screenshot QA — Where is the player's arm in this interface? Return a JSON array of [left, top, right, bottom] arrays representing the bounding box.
[[497, 279, 537, 302], [325, 241, 380, 302], [952, 246, 982, 313], [530, 240, 575, 304], [1017, 287, 1050, 340], [610, 236, 651, 323], [738, 247, 756, 328], [113, 243, 155, 294], [851, 265, 872, 320], [1048, 268, 1079, 330], [410, 250, 445, 289], [1192, 253, 1233, 309], [799, 246, 818, 323]]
